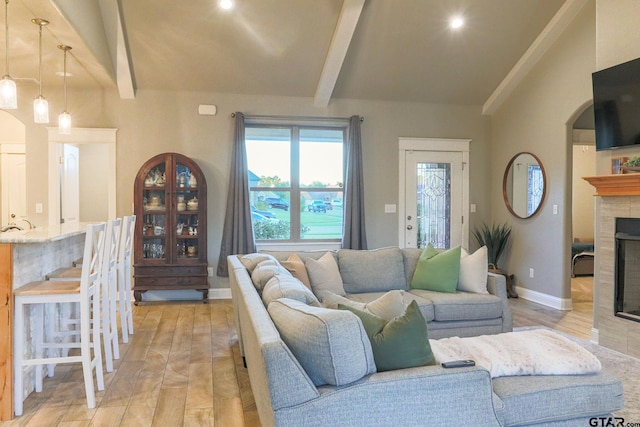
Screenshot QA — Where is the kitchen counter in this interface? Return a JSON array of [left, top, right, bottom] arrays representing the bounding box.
[[0, 222, 90, 244], [0, 223, 89, 420]]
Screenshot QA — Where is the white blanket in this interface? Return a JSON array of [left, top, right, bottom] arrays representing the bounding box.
[[429, 329, 601, 378]]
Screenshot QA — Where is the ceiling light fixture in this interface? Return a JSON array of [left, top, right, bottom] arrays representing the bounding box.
[[32, 18, 49, 123], [58, 45, 72, 135], [219, 0, 233, 10], [450, 16, 464, 30], [0, 0, 17, 109]]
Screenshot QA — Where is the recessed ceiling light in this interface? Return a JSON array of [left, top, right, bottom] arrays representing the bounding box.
[[450, 16, 464, 30], [219, 0, 233, 10]]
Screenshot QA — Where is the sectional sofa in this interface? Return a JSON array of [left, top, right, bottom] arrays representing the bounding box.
[[228, 247, 623, 426]]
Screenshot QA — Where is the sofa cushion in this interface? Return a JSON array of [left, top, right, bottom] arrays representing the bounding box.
[[240, 253, 278, 273], [411, 244, 461, 293], [251, 260, 291, 292], [268, 298, 376, 386], [492, 372, 623, 426], [408, 289, 502, 321], [305, 252, 346, 296], [280, 253, 312, 290], [346, 291, 436, 322], [321, 290, 407, 321], [338, 247, 407, 293], [262, 275, 320, 307], [458, 246, 489, 294], [339, 300, 435, 372]]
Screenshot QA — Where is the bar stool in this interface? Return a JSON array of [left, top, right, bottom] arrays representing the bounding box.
[[46, 218, 122, 372], [14, 223, 106, 416], [117, 215, 136, 342], [101, 218, 122, 368]]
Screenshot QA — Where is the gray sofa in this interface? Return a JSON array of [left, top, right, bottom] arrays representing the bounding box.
[[228, 248, 623, 427]]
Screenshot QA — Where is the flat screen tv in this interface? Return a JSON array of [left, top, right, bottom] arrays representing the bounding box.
[[592, 56, 640, 151]]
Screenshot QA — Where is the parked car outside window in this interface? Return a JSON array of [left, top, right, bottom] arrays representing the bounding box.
[[332, 199, 343, 208], [308, 200, 327, 213], [265, 197, 289, 211], [251, 205, 276, 218]]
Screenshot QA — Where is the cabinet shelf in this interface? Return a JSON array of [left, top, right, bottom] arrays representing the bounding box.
[[133, 153, 208, 304]]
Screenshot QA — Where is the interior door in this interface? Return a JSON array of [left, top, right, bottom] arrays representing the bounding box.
[[404, 151, 463, 249], [61, 144, 80, 224]]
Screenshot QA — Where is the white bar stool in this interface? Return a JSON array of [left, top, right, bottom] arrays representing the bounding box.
[[101, 218, 122, 368], [45, 218, 122, 373], [117, 215, 136, 342], [14, 223, 106, 416]]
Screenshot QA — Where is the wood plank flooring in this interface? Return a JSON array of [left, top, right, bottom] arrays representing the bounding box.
[[2, 279, 594, 426]]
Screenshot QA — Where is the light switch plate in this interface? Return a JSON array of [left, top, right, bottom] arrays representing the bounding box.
[[384, 204, 396, 213], [35, 203, 43, 214]]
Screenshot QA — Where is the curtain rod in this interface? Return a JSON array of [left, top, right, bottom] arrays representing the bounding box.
[[231, 113, 364, 122]]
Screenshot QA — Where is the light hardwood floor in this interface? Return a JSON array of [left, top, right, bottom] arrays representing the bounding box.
[[3, 280, 594, 427]]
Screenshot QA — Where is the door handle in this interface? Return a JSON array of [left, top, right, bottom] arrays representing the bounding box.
[[406, 225, 413, 230]]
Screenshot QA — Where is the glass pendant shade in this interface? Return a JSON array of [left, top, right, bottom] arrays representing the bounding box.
[[33, 95, 48, 123], [0, 76, 17, 109], [58, 111, 71, 134]]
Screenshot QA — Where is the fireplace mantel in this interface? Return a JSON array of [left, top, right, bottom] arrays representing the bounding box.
[[583, 174, 640, 196]]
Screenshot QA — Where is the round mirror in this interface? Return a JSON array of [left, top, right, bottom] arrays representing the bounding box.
[[503, 152, 546, 219]]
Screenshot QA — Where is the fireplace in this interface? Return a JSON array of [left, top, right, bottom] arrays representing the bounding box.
[[615, 217, 640, 322]]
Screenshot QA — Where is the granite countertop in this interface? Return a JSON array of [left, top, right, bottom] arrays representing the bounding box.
[[0, 222, 90, 243]]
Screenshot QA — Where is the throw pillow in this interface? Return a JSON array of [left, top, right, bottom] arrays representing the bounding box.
[[410, 244, 461, 293], [268, 298, 376, 386], [305, 252, 346, 296], [339, 300, 435, 372], [251, 260, 291, 292], [321, 290, 407, 321], [240, 253, 277, 273], [261, 275, 320, 307], [458, 246, 489, 294], [281, 253, 312, 290]]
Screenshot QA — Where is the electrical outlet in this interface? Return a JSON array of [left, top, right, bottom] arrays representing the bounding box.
[[553, 204, 558, 215], [529, 268, 534, 278], [470, 204, 476, 213], [207, 267, 214, 277], [35, 203, 43, 214]]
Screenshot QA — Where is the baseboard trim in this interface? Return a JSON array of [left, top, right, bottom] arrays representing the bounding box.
[[208, 288, 232, 300], [515, 286, 573, 311]]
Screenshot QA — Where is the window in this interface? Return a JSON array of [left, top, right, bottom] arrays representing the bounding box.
[[246, 125, 345, 242]]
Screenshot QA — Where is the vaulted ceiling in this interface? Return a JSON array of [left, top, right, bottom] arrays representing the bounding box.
[[3, 0, 581, 111]]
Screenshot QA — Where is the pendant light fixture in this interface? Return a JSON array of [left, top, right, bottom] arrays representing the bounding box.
[[58, 44, 72, 134], [0, 0, 17, 109], [32, 18, 49, 123]]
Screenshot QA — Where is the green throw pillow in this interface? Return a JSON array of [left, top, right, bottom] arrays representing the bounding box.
[[339, 300, 435, 372], [410, 243, 461, 293]]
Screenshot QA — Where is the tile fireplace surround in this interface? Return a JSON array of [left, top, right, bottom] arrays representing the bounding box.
[[585, 174, 640, 358]]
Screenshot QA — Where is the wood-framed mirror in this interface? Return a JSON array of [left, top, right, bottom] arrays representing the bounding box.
[[503, 152, 546, 219]]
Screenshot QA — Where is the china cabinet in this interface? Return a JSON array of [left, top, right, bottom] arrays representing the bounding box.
[[133, 153, 208, 303]]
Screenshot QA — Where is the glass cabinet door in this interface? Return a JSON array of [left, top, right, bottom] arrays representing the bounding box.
[[141, 162, 167, 260], [175, 161, 200, 261]]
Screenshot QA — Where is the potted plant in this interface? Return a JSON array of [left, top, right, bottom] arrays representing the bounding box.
[[472, 222, 517, 298]]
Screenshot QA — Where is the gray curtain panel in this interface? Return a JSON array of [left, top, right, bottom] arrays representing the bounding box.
[[217, 112, 256, 276], [342, 115, 368, 249]]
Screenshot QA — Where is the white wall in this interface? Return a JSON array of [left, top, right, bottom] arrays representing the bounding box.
[[572, 144, 595, 240], [490, 3, 595, 301]]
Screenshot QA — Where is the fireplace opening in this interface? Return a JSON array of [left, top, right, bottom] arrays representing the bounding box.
[[615, 218, 640, 322]]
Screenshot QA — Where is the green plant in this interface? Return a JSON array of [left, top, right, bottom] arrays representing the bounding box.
[[472, 222, 512, 269], [253, 220, 310, 240], [624, 156, 640, 167]]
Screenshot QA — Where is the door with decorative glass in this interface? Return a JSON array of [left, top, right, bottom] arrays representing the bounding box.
[[401, 147, 467, 250]]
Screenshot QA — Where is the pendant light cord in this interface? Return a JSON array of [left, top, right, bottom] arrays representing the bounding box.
[[38, 21, 42, 95], [63, 48, 67, 110], [4, 0, 9, 76]]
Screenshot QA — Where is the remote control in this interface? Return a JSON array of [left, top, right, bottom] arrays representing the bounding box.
[[441, 360, 475, 368]]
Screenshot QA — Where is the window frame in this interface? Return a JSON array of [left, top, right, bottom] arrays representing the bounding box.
[[245, 120, 347, 246]]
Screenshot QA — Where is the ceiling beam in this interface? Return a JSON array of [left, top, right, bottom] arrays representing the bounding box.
[[314, 0, 365, 108], [482, 0, 589, 116], [53, 0, 135, 98]]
